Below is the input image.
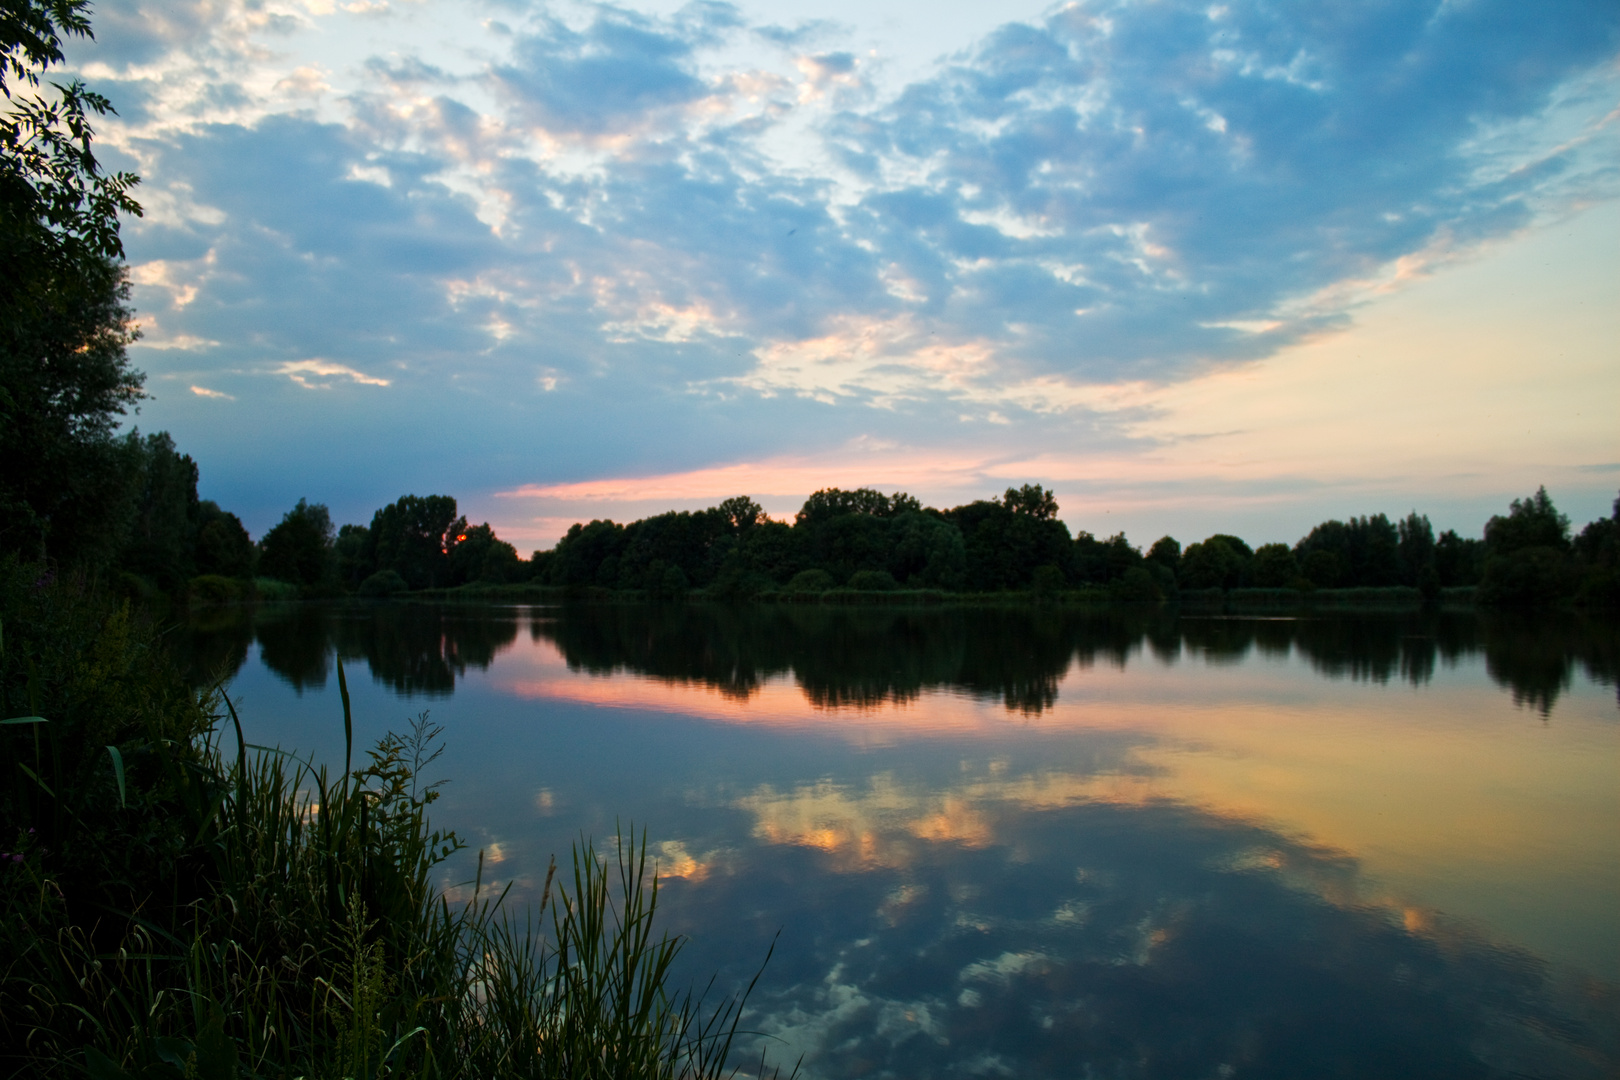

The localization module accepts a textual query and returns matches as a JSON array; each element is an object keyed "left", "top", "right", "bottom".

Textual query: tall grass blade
[
  {"left": 336, "top": 657, "right": 353, "bottom": 782},
  {"left": 106, "top": 744, "right": 126, "bottom": 808}
]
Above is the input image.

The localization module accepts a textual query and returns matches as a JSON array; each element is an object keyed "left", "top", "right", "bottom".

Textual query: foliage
[
  {"left": 117, "top": 431, "right": 201, "bottom": 591},
  {"left": 360, "top": 494, "right": 465, "bottom": 590},
  {"left": 1178, "top": 535, "right": 1253, "bottom": 590},
  {"left": 1250, "top": 543, "right": 1300, "bottom": 588},
  {"left": 1294, "top": 515, "right": 1400, "bottom": 588},
  {"left": 0, "top": 253, "right": 142, "bottom": 567},
  {"left": 195, "top": 501, "right": 254, "bottom": 579},
  {"left": 258, "top": 498, "right": 335, "bottom": 589},
  {"left": 786, "top": 569, "right": 834, "bottom": 594},
  {"left": 847, "top": 569, "right": 898, "bottom": 592},
  {"left": 358, "top": 568, "right": 410, "bottom": 597},
  {"left": 0, "top": 0, "right": 145, "bottom": 569}
]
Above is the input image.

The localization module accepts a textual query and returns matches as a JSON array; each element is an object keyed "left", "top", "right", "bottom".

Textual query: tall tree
[
  {"left": 259, "top": 499, "right": 334, "bottom": 587},
  {"left": 0, "top": 0, "right": 144, "bottom": 568},
  {"left": 117, "top": 431, "right": 200, "bottom": 591},
  {"left": 364, "top": 495, "right": 464, "bottom": 590}
]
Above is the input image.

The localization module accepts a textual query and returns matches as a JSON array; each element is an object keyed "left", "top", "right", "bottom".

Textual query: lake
[{"left": 180, "top": 602, "right": 1620, "bottom": 1079}]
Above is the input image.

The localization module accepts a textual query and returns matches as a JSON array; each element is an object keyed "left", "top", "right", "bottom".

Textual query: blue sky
[{"left": 67, "top": 0, "right": 1620, "bottom": 548}]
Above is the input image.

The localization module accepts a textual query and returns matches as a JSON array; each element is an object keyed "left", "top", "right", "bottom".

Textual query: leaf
[
  {"left": 151, "top": 1035, "right": 192, "bottom": 1070},
  {"left": 106, "top": 745, "right": 126, "bottom": 808},
  {"left": 1, "top": 715, "right": 47, "bottom": 725},
  {"left": 83, "top": 1046, "right": 134, "bottom": 1080},
  {"left": 193, "top": 1004, "right": 239, "bottom": 1080}
]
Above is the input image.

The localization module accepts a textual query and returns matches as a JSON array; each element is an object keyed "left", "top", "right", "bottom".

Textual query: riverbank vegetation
[
  {"left": 0, "top": 562, "right": 778, "bottom": 1078},
  {"left": 233, "top": 484, "right": 1616, "bottom": 611}
]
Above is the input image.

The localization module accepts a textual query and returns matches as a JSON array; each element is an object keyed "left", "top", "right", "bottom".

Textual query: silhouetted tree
[
  {"left": 112, "top": 432, "right": 199, "bottom": 591},
  {"left": 1, "top": 0, "right": 143, "bottom": 569},
  {"left": 259, "top": 499, "right": 334, "bottom": 587},
  {"left": 1179, "top": 535, "right": 1252, "bottom": 590},
  {"left": 1572, "top": 493, "right": 1619, "bottom": 608},
  {"left": 194, "top": 501, "right": 253, "bottom": 579},
  {"left": 446, "top": 522, "right": 521, "bottom": 585},
  {"left": 1434, "top": 529, "right": 1480, "bottom": 587},
  {"left": 1480, "top": 487, "right": 1573, "bottom": 607},
  {"left": 1251, "top": 543, "right": 1300, "bottom": 588},
  {"left": 363, "top": 494, "right": 464, "bottom": 590}
]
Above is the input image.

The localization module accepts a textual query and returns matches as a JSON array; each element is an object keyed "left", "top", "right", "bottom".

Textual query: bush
[
  {"left": 187, "top": 573, "right": 245, "bottom": 605},
  {"left": 253, "top": 576, "right": 300, "bottom": 601},
  {"left": 847, "top": 569, "right": 898, "bottom": 591},
  {"left": 1108, "top": 566, "right": 1161, "bottom": 603},
  {"left": 786, "top": 568, "right": 835, "bottom": 593},
  {"left": 358, "top": 568, "right": 410, "bottom": 597},
  {"left": 1031, "top": 564, "right": 1066, "bottom": 597}
]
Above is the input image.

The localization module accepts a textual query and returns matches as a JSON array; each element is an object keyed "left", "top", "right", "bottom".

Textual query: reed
[{"left": 1, "top": 566, "right": 785, "bottom": 1080}]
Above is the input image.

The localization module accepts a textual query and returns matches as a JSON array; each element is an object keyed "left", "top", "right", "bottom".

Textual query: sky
[{"left": 63, "top": 0, "right": 1620, "bottom": 549}]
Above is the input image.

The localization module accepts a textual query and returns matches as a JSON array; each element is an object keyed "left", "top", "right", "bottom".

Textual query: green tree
[
  {"left": 888, "top": 511, "right": 966, "bottom": 588},
  {"left": 717, "top": 495, "right": 765, "bottom": 531},
  {"left": 194, "top": 500, "right": 254, "bottom": 579},
  {"left": 1001, "top": 484, "right": 1059, "bottom": 520},
  {"left": 259, "top": 499, "right": 335, "bottom": 587},
  {"left": 116, "top": 431, "right": 200, "bottom": 591},
  {"left": 1480, "top": 487, "right": 1574, "bottom": 607},
  {"left": 333, "top": 522, "right": 372, "bottom": 587},
  {"left": 446, "top": 522, "right": 521, "bottom": 585},
  {"left": 1294, "top": 515, "right": 1400, "bottom": 588},
  {"left": 1178, "top": 535, "right": 1252, "bottom": 590},
  {"left": 1572, "top": 493, "right": 1619, "bottom": 608},
  {"left": 363, "top": 494, "right": 464, "bottom": 590},
  {"left": 1250, "top": 542, "right": 1299, "bottom": 588},
  {"left": 795, "top": 487, "right": 919, "bottom": 527},
  {"left": 1434, "top": 529, "right": 1481, "bottom": 587},
  {"left": 1146, "top": 536, "right": 1180, "bottom": 569},
  {"left": 947, "top": 490, "right": 1074, "bottom": 591},
  {"left": 0, "top": 0, "right": 144, "bottom": 569}
]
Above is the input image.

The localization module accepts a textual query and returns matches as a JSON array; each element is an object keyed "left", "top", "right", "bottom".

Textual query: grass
[{"left": 0, "top": 561, "right": 786, "bottom": 1079}]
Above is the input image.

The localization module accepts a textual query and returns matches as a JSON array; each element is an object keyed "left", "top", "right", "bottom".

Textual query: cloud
[
  {"left": 65, "top": 0, "right": 1620, "bottom": 535},
  {"left": 276, "top": 359, "right": 392, "bottom": 389},
  {"left": 190, "top": 385, "right": 236, "bottom": 400}
]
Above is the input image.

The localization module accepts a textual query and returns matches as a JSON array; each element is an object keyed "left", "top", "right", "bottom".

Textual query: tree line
[{"left": 190, "top": 481, "right": 1612, "bottom": 609}]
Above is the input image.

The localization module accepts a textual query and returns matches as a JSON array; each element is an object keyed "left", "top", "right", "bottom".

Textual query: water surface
[{"left": 183, "top": 603, "right": 1620, "bottom": 1079}]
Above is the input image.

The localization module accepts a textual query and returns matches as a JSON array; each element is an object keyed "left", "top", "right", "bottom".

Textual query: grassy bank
[
  {"left": 0, "top": 561, "right": 781, "bottom": 1079},
  {"left": 405, "top": 580, "right": 1482, "bottom": 612}
]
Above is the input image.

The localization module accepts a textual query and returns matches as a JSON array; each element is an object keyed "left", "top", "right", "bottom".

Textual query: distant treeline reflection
[{"left": 183, "top": 604, "right": 1618, "bottom": 716}]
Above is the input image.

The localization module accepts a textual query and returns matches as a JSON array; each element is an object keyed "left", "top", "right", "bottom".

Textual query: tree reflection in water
[
  {"left": 182, "top": 601, "right": 1618, "bottom": 716},
  {"left": 175, "top": 600, "right": 1618, "bottom": 1077}
]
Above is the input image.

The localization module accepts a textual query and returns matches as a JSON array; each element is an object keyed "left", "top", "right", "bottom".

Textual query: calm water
[{"left": 181, "top": 603, "right": 1620, "bottom": 1079}]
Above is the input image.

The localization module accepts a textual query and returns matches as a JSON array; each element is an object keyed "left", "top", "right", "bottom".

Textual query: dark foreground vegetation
[{"left": 0, "top": 564, "right": 779, "bottom": 1079}]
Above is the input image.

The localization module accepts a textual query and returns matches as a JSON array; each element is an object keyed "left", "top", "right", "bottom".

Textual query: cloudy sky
[{"left": 68, "top": 0, "right": 1620, "bottom": 548}]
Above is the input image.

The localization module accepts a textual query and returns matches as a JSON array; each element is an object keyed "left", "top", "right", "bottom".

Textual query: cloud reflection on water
[{"left": 183, "top": 602, "right": 1619, "bottom": 1076}]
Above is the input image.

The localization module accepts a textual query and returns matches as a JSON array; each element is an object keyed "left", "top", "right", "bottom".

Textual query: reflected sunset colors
[{"left": 194, "top": 603, "right": 1619, "bottom": 1078}]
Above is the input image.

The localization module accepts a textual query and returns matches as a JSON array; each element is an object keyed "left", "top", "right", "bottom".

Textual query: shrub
[
  {"left": 847, "top": 569, "right": 898, "bottom": 592},
  {"left": 253, "top": 576, "right": 300, "bottom": 601},
  {"left": 358, "top": 568, "right": 410, "bottom": 597},
  {"left": 786, "top": 568, "right": 835, "bottom": 593},
  {"left": 188, "top": 573, "right": 245, "bottom": 605}
]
